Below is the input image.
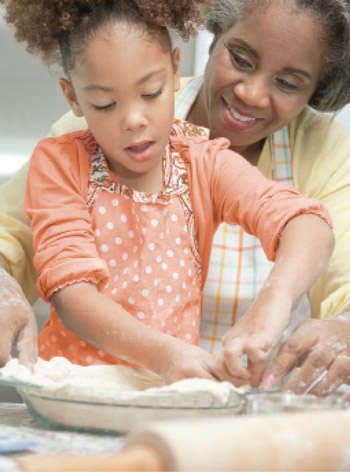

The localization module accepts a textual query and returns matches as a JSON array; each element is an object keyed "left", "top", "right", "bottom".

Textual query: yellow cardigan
[{"left": 1, "top": 77, "right": 349, "bottom": 318}]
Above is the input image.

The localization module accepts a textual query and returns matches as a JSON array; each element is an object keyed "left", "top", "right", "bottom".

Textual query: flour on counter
[{"left": 0, "top": 357, "right": 243, "bottom": 406}]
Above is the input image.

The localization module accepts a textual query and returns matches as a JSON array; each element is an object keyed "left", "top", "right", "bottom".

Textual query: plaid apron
[{"left": 175, "top": 77, "right": 311, "bottom": 355}]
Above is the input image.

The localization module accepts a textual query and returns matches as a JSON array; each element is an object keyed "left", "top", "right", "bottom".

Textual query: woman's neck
[{"left": 187, "top": 86, "right": 264, "bottom": 166}]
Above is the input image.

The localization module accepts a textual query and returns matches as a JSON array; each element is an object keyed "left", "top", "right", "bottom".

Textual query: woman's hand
[
  {"left": 0, "top": 266, "right": 38, "bottom": 367},
  {"left": 261, "top": 314, "right": 350, "bottom": 395},
  {"left": 214, "top": 287, "right": 291, "bottom": 387},
  {"left": 158, "top": 340, "right": 219, "bottom": 385}
]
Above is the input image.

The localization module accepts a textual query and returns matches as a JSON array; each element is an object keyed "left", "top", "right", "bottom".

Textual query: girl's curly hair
[{"left": 1, "top": 0, "right": 212, "bottom": 69}]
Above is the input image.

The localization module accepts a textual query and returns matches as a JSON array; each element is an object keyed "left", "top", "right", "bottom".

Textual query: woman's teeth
[{"left": 228, "top": 104, "right": 256, "bottom": 123}]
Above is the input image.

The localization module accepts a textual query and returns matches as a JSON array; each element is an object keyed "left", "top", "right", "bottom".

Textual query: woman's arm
[
  {"left": 214, "top": 213, "right": 335, "bottom": 386},
  {"left": 52, "top": 282, "right": 217, "bottom": 384},
  {"left": 0, "top": 255, "right": 38, "bottom": 367}
]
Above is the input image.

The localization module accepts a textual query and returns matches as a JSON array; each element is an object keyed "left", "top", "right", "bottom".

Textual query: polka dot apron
[{"left": 39, "top": 142, "right": 202, "bottom": 365}]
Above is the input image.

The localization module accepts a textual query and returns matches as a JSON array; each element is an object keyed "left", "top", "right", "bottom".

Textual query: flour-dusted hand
[
  {"left": 214, "top": 287, "right": 291, "bottom": 387},
  {"left": 158, "top": 340, "right": 219, "bottom": 385},
  {"left": 261, "top": 314, "right": 350, "bottom": 396},
  {"left": 0, "top": 266, "right": 38, "bottom": 367}
]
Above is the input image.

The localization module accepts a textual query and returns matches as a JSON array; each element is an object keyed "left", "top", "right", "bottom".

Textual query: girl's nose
[
  {"left": 122, "top": 110, "right": 148, "bottom": 132},
  {"left": 234, "top": 76, "right": 270, "bottom": 109}
]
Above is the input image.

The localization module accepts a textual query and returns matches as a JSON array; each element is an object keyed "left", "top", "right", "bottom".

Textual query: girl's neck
[{"left": 187, "top": 86, "right": 264, "bottom": 167}]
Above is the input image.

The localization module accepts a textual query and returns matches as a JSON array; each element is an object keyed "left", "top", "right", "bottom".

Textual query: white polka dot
[
  {"left": 112, "top": 288, "right": 117, "bottom": 295},
  {"left": 86, "top": 356, "right": 93, "bottom": 363},
  {"left": 151, "top": 219, "right": 159, "bottom": 227},
  {"left": 188, "top": 269, "right": 192, "bottom": 276},
  {"left": 158, "top": 299, "right": 164, "bottom": 306},
  {"left": 106, "top": 222, "right": 114, "bottom": 230},
  {"left": 141, "top": 205, "right": 148, "bottom": 212},
  {"left": 171, "top": 214, "right": 177, "bottom": 222},
  {"left": 112, "top": 199, "right": 119, "bottom": 207},
  {"left": 161, "top": 263, "right": 167, "bottom": 270},
  {"left": 154, "top": 278, "right": 160, "bottom": 287},
  {"left": 142, "top": 289, "right": 149, "bottom": 297},
  {"left": 188, "top": 291, "right": 192, "bottom": 297},
  {"left": 95, "top": 229, "right": 101, "bottom": 237},
  {"left": 133, "top": 274, "right": 140, "bottom": 282},
  {"left": 99, "top": 206, "right": 106, "bottom": 214},
  {"left": 182, "top": 282, "right": 187, "bottom": 289},
  {"left": 51, "top": 336, "right": 57, "bottom": 343},
  {"left": 173, "top": 316, "right": 178, "bottom": 323},
  {"left": 166, "top": 285, "right": 172, "bottom": 293},
  {"left": 173, "top": 272, "right": 179, "bottom": 280},
  {"left": 156, "top": 255, "right": 162, "bottom": 263},
  {"left": 60, "top": 330, "right": 67, "bottom": 337},
  {"left": 101, "top": 244, "right": 109, "bottom": 252},
  {"left": 184, "top": 226, "right": 188, "bottom": 232},
  {"left": 160, "top": 232, "right": 164, "bottom": 239},
  {"left": 185, "top": 333, "right": 192, "bottom": 341},
  {"left": 129, "top": 231, "right": 135, "bottom": 238},
  {"left": 137, "top": 312, "right": 145, "bottom": 319},
  {"left": 146, "top": 266, "right": 152, "bottom": 274},
  {"left": 104, "top": 283, "right": 110, "bottom": 289},
  {"left": 128, "top": 297, "right": 135, "bottom": 304},
  {"left": 175, "top": 295, "right": 180, "bottom": 302},
  {"left": 163, "top": 208, "right": 169, "bottom": 216},
  {"left": 133, "top": 246, "right": 138, "bottom": 253},
  {"left": 114, "top": 275, "right": 119, "bottom": 282},
  {"left": 122, "top": 282, "right": 128, "bottom": 289},
  {"left": 97, "top": 350, "right": 105, "bottom": 357},
  {"left": 167, "top": 250, "right": 174, "bottom": 258},
  {"left": 122, "top": 253, "right": 128, "bottom": 260},
  {"left": 109, "top": 259, "right": 116, "bottom": 267},
  {"left": 184, "top": 248, "right": 190, "bottom": 254},
  {"left": 123, "top": 267, "right": 129, "bottom": 274},
  {"left": 121, "top": 215, "right": 127, "bottom": 223},
  {"left": 149, "top": 242, "right": 155, "bottom": 250},
  {"left": 133, "top": 261, "right": 139, "bottom": 268},
  {"left": 80, "top": 340, "right": 87, "bottom": 348},
  {"left": 175, "top": 237, "right": 181, "bottom": 245},
  {"left": 115, "top": 237, "right": 122, "bottom": 245},
  {"left": 180, "top": 260, "right": 185, "bottom": 267}
]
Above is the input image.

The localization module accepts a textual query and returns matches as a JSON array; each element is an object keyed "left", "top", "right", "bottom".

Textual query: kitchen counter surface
[{"left": 0, "top": 403, "right": 124, "bottom": 471}]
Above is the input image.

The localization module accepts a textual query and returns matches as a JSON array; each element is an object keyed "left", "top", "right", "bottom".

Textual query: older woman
[{"left": 1, "top": 0, "right": 350, "bottom": 394}]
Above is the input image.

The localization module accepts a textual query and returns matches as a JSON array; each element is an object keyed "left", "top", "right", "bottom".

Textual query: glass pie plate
[{"left": 0, "top": 376, "right": 245, "bottom": 434}]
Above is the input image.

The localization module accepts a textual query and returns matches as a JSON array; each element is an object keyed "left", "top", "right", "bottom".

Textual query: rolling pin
[{"left": 17, "top": 410, "right": 350, "bottom": 471}]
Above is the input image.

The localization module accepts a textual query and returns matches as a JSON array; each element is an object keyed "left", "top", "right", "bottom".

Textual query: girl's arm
[
  {"left": 214, "top": 213, "right": 335, "bottom": 387},
  {"left": 52, "top": 282, "right": 217, "bottom": 384}
]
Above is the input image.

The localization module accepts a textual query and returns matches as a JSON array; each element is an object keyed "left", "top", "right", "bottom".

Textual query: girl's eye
[
  {"left": 93, "top": 103, "right": 116, "bottom": 112},
  {"left": 230, "top": 51, "right": 253, "bottom": 71},
  {"left": 143, "top": 89, "right": 163, "bottom": 99},
  {"left": 275, "top": 78, "right": 298, "bottom": 92}
]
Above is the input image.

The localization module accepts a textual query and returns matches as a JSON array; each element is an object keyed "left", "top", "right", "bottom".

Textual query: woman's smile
[{"left": 222, "top": 98, "right": 261, "bottom": 131}]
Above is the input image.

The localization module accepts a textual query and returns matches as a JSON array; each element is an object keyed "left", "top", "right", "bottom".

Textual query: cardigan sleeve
[
  {"left": 24, "top": 132, "right": 109, "bottom": 302},
  {"left": 171, "top": 136, "right": 332, "bottom": 278}
]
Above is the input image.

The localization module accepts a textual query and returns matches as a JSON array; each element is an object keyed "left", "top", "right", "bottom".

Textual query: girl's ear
[
  {"left": 59, "top": 78, "right": 84, "bottom": 117},
  {"left": 172, "top": 47, "right": 181, "bottom": 92}
]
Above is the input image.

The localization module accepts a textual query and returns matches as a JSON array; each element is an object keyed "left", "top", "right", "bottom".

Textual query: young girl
[{"left": 4, "top": 0, "right": 334, "bottom": 386}]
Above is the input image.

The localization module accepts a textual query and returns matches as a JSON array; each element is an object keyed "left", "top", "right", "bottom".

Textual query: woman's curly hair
[{"left": 1, "top": 0, "right": 212, "bottom": 69}]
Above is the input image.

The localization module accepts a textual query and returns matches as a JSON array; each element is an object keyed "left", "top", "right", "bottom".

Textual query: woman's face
[{"left": 202, "top": 1, "right": 326, "bottom": 155}]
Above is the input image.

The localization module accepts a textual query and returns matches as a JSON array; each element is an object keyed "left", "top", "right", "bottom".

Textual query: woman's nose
[{"left": 234, "top": 76, "right": 270, "bottom": 109}]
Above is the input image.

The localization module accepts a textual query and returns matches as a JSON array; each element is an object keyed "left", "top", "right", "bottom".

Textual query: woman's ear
[
  {"left": 172, "top": 47, "right": 181, "bottom": 92},
  {"left": 59, "top": 78, "right": 84, "bottom": 117}
]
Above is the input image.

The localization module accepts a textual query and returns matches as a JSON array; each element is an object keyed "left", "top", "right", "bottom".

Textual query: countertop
[{"left": 0, "top": 403, "right": 125, "bottom": 471}]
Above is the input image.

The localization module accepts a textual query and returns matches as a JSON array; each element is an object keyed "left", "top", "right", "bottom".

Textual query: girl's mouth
[
  {"left": 125, "top": 141, "right": 154, "bottom": 163},
  {"left": 222, "top": 99, "right": 260, "bottom": 131}
]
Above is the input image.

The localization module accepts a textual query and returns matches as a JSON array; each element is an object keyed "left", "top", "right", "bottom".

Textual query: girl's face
[
  {"left": 61, "top": 23, "right": 180, "bottom": 192},
  {"left": 202, "top": 1, "right": 326, "bottom": 157}
]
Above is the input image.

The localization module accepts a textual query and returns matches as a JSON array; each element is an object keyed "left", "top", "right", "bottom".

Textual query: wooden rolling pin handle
[{"left": 17, "top": 445, "right": 164, "bottom": 472}]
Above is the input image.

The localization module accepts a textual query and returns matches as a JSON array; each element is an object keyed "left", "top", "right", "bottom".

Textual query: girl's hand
[
  {"left": 0, "top": 267, "right": 38, "bottom": 367},
  {"left": 158, "top": 340, "right": 218, "bottom": 385},
  {"left": 261, "top": 314, "right": 350, "bottom": 396},
  {"left": 214, "top": 287, "right": 291, "bottom": 387}
]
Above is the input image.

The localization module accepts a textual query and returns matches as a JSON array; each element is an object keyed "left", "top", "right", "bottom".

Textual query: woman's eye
[
  {"left": 143, "top": 89, "right": 163, "bottom": 99},
  {"left": 276, "top": 78, "right": 298, "bottom": 91},
  {"left": 93, "top": 103, "right": 116, "bottom": 112},
  {"left": 230, "top": 51, "right": 253, "bottom": 70}
]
